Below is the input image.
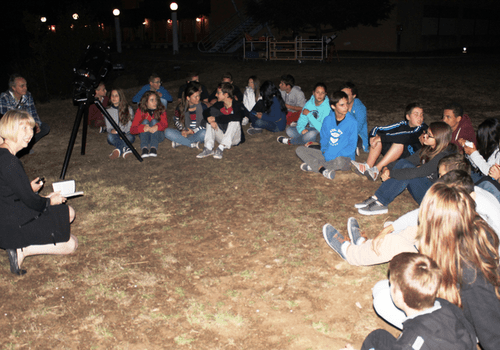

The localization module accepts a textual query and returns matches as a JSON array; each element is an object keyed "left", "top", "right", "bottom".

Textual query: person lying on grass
[
  {"left": 351, "top": 102, "right": 427, "bottom": 181},
  {"left": 295, "top": 90, "right": 357, "bottom": 180}
]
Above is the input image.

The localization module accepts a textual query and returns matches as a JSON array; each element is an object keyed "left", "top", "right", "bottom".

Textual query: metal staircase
[{"left": 198, "top": 11, "right": 266, "bottom": 53}]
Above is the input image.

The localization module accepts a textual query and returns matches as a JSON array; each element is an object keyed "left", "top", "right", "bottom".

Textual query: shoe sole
[
  {"left": 149, "top": 154, "right": 157, "bottom": 157},
  {"left": 322, "top": 224, "right": 345, "bottom": 259},
  {"left": 123, "top": 152, "right": 132, "bottom": 159},
  {"left": 141, "top": 154, "right": 150, "bottom": 158},
  {"left": 350, "top": 163, "right": 366, "bottom": 177},
  {"left": 363, "top": 169, "right": 377, "bottom": 181},
  {"left": 358, "top": 207, "right": 388, "bottom": 216},
  {"left": 196, "top": 152, "right": 214, "bottom": 159},
  {"left": 347, "top": 217, "right": 360, "bottom": 244},
  {"left": 354, "top": 197, "right": 375, "bottom": 209}
]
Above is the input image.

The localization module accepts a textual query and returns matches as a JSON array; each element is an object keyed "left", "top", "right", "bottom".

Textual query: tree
[{"left": 246, "top": 0, "right": 395, "bottom": 38}]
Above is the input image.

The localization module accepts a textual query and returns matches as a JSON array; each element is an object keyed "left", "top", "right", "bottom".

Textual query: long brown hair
[
  {"left": 176, "top": 83, "right": 200, "bottom": 125},
  {"left": 111, "top": 89, "right": 132, "bottom": 125},
  {"left": 139, "top": 91, "right": 165, "bottom": 120},
  {"left": 417, "top": 183, "right": 500, "bottom": 307},
  {"left": 419, "top": 121, "right": 452, "bottom": 164}
]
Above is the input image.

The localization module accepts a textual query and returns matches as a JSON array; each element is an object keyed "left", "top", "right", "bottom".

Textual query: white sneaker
[
  {"left": 172, "top": 141, "right": 179, "bottom": 148},
  {"left": 351, "top": 160, "right": 368, "bottom": 176},
  {"left": 191, "top": 142, "right": 200, "bottom": 149},
  {"left": 242, "top": 117, "right": 249, "bottom": 126}
]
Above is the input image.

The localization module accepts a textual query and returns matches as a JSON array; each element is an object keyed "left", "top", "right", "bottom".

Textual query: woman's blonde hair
[
  {"left": 0, "top": 110, "right": 35, "bottom": 142},
  {"left": 417, "top": 183, "right": 500, "bottom": 306}
]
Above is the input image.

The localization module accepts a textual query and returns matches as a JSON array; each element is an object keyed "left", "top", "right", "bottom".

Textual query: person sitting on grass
[
  {"left": 323, "top": 166, "right": 500, "bottom": 266},
  {"left": 371, "top": 183, "right": 500, "bottom": 350},
  {"left": 0, "top": 110, "right": 78, "bottom": 276},
  {"left": 130, "top": 91, "right": 168, "bottom": 158},
  {"left": 196, "top": 83, "right": 245, "bottom": 160},
  {"left": 351, "top": 103, "right": 427, "bottom": 181},
  {"left": 177, "top": 71, "right": 210, "bottom": 104},
  {"left": 442, "top": 102, "right": 476, "bottom": 152},
  {"left": 339, "top": 82, "right": 368, "bottom": 154},
  {"left": 242, "top": 75, "right": 261, "bottom": 125},
  {"left": 278, "top": 74, "right": 306, "bottom": 125},
  {"left": 247, "top": 81, "right": 287, "bottom": 135},
  {"left": 460, "top": 117, "right": 500, "bottom": 202},
  {"left": 164, "top": 82, "right": 207, "bottom": 149},
  {"left": 132, "top": 73, "right": 173, "bottom": 109},
  {"left": 207, "top": 72, "right": 243, "bottom": 106},
  {"left": 277, "top": 83, "right": 330, "bottom": 146},
  {"left": 105, "top": 88, "right": 135, "bottom": 159},
  {"left": 355, "top": 122, "right": 455, "bottom": 215},
  {"left": 295, "top": 90, "right": 357, "bottom": 180},
  {"left": 340, "top": 252, "right": 477, "bottom": 350}
]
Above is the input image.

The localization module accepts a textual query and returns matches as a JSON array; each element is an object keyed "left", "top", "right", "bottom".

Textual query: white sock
[{"left": 341, "top": 242, "right": 350, "bottom": 257}]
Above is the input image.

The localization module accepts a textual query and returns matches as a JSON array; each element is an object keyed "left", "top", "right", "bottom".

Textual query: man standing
[
  {"left": 196, "top": 83, "right": 245, "bottom": 160},
  {"left": 0, "top": 74, "right": 50, "bottom": 147},
  {"left": 278, "top": 74, "right": 306, "bottom": 125}
]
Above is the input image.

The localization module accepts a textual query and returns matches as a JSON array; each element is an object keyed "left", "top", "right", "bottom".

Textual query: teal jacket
[{"left": 296, "top": 95, "right": 331, "bottom": 134}]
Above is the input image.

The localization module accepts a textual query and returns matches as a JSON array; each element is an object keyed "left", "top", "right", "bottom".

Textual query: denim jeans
[
  {"left": 140, "top": 119, "right": 164, "bottom": 149},
  {"left": 249, "top": 113, "right": 281, "bottom": 132},
  {"left": 375, "top": 159, "right": 433, "bottom": 206},
  {"left": 107, "top": 133, "right": 135, "bottom": 151},
  {"left": 164, "top": 128, "right": 206, "bottom": 147},
  {"left": 286, "top": 126, "right": 319, "bottom": 145}
]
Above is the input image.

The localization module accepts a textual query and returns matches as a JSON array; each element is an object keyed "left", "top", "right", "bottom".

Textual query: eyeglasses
[
  {"left": 423, "top": 130, "right": 434, "bottom": 138},
  {"left": 152, "top": 80, "right": 162, "bottom": 84}
]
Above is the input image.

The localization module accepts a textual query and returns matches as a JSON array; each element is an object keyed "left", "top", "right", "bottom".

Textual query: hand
[
  {"left": 143, "top": 125, "right": 150, "bottom": 132},
  {"left": 418, "top": 133, "right": 425, "bottom": 145},
  {"left": 111, "top": 129, "right": 118, "bottom": 134},
  {"left": 302, "top": 109, "right": 310, "bottom": 116},
  {"left": 47, "top": 192, "right": 66, "bottom": 205},
  {"left": 489, "top": 164, "right": 500, "bottom": 181},
  {"left": 157, "top": 92, "right": 162, "bottom": 97},
  {"left": 301, "top": 129, "right": 308, "bottom": 135},
  {"left": 31, "top": 177, "right": 43, "bottom": 192},
  {"left": 372, "top": 224, "right": 394, "bottom": 256},
  {"left": 35, "top": 123, "right": 41, "bottom": 134},
  {"left": 462, "top": 141, "right": 476, "bottom": 155},
  {"left": 255, "top": 112, "right": 263, "bottom": 119},
  {"left": 210, "top": 121, "right": 218, "bottom": 131},
  {"left": 148, "top": 125, "right": 158, "bottom": 133},
  {"left": 369, "top": 135, "right": 381, "bottom": 149},
  {"left": 207, "top": 116, "right": 216, "bottom": 124},
  {"left": 380, "top": 167, "right": 390, "bottom": 182},
  {"left": 181, "top": 130, "right": 190, "bottom": 138}
]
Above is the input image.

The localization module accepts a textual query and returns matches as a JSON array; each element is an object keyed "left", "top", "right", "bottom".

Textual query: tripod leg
[
  {"left": 60, "top": 102, "right": 86, "bottom": 179},
  {"left": 81, "top": 105, "right": 89, "bottom": 155},
  {"left": 94, "top": 100, "right": 143, "bottom": 162}
]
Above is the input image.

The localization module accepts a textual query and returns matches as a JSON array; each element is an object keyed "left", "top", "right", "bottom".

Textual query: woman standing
[{"left": 0, "top": 110, "right": 77, "bottom": 275}]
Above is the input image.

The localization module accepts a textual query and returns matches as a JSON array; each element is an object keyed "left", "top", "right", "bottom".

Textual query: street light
[
  {"left": 72, "top": 13, "right": 79, "bottom": 20},
  {"left": 113, "top": 9, "right": 122, "bottom": 53},
  {"left": 41, "top": 17, "right": 47, "bottom": 23},
  {"left": 170, "top": 2, "right": 179, "bottom": 54}
]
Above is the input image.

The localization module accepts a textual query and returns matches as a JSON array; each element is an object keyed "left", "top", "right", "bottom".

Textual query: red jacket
[{"left": 130, "top": 109, "right": 168, "bottom": 134}]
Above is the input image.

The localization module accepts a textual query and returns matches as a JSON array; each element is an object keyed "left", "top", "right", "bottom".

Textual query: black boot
[{"left": 6, "top": 249, "right": 26, "bottom": 276}]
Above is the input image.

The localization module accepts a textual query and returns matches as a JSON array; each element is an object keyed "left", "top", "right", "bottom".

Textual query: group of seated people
[{"left": 1, "top": 70, "right": 499, "bottom": 349}]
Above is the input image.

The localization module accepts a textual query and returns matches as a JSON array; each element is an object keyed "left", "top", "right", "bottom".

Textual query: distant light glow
[
  {"left": 72, "top": 13, "right": 79, "bottom": 20},
  {"left": 113, "top": 9, "right": 120, "bottom": 16},
  {"left": 170, "top": 2, "right": 178, "bottom": 11},
  {"left": 41, "top": 17, "right": 47, "bottom": 23},
  {"left": 196, "top": 17, "right": 201, "bottom": 22}
]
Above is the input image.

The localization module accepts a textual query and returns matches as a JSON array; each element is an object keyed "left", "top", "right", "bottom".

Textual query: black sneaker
[
  {"left": 141, "top": 148, "right": 149, "bottom": 158},
  {"left": 149, "top": 148, "right": 157, "bottom": 157}
]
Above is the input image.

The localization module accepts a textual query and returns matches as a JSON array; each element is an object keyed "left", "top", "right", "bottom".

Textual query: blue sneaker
[
  {"left": 347, "top": 217, "right": 364, "bottom": 245},
  {"left": 322, "top": 224, "right": 347, "bottom": 260}
]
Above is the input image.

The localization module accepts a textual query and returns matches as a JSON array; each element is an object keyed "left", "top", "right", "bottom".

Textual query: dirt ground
[{"left": 1, "top": 51, "right": 499, "bottom": 349}]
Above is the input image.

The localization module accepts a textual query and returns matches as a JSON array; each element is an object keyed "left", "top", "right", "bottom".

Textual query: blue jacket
[
  {"left": 320, "top": 111, "right": 357, "bottom": 162},
  {"left": 349, "top": 98, "right": 368, "bottom": 152},
  {"left": 296, "top": 95, "right": 331, "bottom": 134},
  {"left": 259, "top": 96, "right": 286, "bottom": 131},
  {"left": 132, "top": 85, "right": 173, "bottom": 105}
]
